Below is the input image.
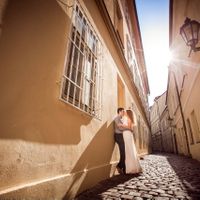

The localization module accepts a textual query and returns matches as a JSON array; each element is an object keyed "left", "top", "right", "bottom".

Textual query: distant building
[
  {"left": 160, "top": 106, "right": 176, "bottom": 153},
  {"left": 150, "top": 92, "right": 165, "bottom": 152},
  {"left": 0, "top": 0, "right": 150, "bottom": 199},
  {"left": 150, "top": 91, "right": 176, "bottom": 153},
  {"left": 167, "top": 0, "right": 200, "bottom": 161}
]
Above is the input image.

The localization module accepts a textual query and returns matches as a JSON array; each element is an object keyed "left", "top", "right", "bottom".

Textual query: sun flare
[{"left": 144, "top": 32, "right": 172, "bottom": 68}]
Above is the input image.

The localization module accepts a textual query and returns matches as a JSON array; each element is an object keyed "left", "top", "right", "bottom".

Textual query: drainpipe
[{"left": 172, "top": 72, "right": 191, "bottom": 156}]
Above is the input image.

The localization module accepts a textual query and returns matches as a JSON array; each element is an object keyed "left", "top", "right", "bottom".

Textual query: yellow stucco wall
[
  {"left": 0, "top": 0, "right": 150, "bottom": 199},
  {"left": 169, "top": 0, "right": 200, "bottom": 161}
]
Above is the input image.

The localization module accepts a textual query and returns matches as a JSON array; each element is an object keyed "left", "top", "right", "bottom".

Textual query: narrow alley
[
  {"left": 75, "top": 154, "right": 200, "bottom": 200},
  {"left": 1, "top": 0, "right": 200, "bottom": 199}
]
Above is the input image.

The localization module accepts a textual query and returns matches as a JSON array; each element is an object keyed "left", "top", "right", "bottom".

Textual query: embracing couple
[{"left": 114, "top": 107, "right": 142, "bottom": 175}]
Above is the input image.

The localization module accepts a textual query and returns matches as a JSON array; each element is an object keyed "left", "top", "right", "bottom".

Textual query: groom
[{"left": 114, "top": 107, "right": 127, "bottom": 174}]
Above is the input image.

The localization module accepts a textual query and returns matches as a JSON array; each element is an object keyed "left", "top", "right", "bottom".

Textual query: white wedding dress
[{"left": 123, "top": 117, "right": 142, "bottom": 174}]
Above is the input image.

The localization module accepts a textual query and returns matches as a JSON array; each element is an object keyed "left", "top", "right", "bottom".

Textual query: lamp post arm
[{"left": 188, "top": 48, "right": 192, "bottom": 57}]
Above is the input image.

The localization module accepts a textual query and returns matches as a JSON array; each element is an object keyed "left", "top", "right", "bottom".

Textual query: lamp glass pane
[
  {"left": 191, "top": 21, "right": 199, "bottom": 41},
  {"left": 181, "top": 30, "right": 188, "bottom": 44},
  {"left": 183, "top": 24, "right": 193, "bottom": 45}
]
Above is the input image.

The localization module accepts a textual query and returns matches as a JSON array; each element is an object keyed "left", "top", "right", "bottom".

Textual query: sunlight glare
[{"left": 144, "top": 33, "right": 171, "bottom": 68}]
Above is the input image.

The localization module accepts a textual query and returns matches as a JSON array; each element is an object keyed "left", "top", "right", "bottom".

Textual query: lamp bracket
[{"left": 188, "top": 46, "right": 200, "bottom": 57}]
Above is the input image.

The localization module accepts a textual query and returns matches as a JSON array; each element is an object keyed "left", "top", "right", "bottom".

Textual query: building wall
[
  {"left": 156, "top": 92, "right": 167, "bottom": 116},
  {"left": 150, "top": 94, "right": 166, "bottom": 152},
  {"left": 0, "top": 0, "right": 150, "bottom": 199},
  {"left": 167, "top": 72, "right": 189, "bottom": 156},
  {"left": 160, "top": 109, "right": 174, "bottom": 153},
  {"left": 168, "top": 0, "right": 200, "bottom": 161},
  {"left": 150, "top": 92, "right": 176, "bottom": 153}
]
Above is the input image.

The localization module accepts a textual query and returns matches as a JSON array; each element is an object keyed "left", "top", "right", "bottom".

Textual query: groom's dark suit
[{"left": 114, "top": 115, "right": 126, "bottom": 174}]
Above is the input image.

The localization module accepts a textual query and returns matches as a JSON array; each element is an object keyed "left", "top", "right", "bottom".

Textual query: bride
[{"left": 123, "top": 109, "right": 142, "bottom": 174}]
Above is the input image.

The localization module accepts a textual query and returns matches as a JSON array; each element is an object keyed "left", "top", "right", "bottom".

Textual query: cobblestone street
[{"left": 75, "top": 154, "right": 200, "bottom": 200}]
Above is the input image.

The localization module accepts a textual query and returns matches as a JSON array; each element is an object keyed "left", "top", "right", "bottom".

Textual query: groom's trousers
[{"left": 114, "top": 133, "right": 126, "bottom": 173}]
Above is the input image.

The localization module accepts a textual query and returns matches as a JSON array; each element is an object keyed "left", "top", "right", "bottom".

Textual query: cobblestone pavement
[{"left": 74, "top": 154, "right": 200, "bottom": 200}]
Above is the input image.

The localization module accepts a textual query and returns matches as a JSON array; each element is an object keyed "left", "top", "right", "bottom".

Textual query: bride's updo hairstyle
[{"left": 126, "top": 109, "right": 134, "bottom": 123}]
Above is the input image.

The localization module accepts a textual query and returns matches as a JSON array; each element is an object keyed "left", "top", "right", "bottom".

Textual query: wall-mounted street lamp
[{"left": 180, "top": 17, "right": 200, "bottom": 57}]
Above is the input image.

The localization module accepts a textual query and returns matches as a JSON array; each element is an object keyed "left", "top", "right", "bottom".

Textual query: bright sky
[{"left": 135, "top": 0, "right": 170, "bottom": 106}]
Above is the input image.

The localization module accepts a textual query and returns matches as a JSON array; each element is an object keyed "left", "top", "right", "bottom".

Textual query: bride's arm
[
  {"left": 117, "top": 119, "right": 131, "bottom": 130},
  {"left": 119, "top": 119, "right": 132, "bottom": 131},
  {"left": 115, "top": 119, "right": 130, "bottom": 131},
  {"left": 118, "top": 123, "right": 130, "bottom": 130}
]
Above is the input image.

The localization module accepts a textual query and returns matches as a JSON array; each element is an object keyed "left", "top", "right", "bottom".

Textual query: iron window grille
[{"left": 61, "top": 2, "right": 103, "bottom": 119}]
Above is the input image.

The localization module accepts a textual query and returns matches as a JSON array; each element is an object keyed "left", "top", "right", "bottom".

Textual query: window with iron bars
[{"left": 61, "top": 3, "right": 102, "bottom": 119}]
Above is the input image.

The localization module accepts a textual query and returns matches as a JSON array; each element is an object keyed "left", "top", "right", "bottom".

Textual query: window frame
[{"left": 60, "top": 2, "right": 103, "bottom": 119}]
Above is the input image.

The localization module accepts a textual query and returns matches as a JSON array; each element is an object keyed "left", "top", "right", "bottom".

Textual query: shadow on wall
[
  {"left": 0, "top": 1, "right": 118, "bottom": 198},
  {"left": 0, "top": 0, "right": 92, "bottom": 145},
  {"left": 64, "top": 122, "right": 116, "bottom": 199}
]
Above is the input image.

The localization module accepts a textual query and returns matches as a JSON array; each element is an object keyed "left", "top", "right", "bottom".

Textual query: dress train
[{"left": 123, "top": 130, "right": 142, "bottom": 174}]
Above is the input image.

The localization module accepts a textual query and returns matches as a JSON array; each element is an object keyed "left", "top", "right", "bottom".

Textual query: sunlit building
[
  {"left": 0, "top": 0, "right": 150, "bottom": 199},
  {"left": 167, "top": 0, "right": 200, "bottom": 161},
  {"left": 160, "top": 102, "right": 176, "bottom": 153},
  {"left": 150, "top": 92, "right": 165, "bottom": 152},
  {"left": 150, "top": 91, "right": 176, "bottom": 153}
]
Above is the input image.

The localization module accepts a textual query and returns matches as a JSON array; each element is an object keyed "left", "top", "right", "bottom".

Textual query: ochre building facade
[
  {"left": 0, "top": 0, "right": 150, "bottom": 199},
  {"left": 167, "top": 0, "right": 200, "bottom": 161}
]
